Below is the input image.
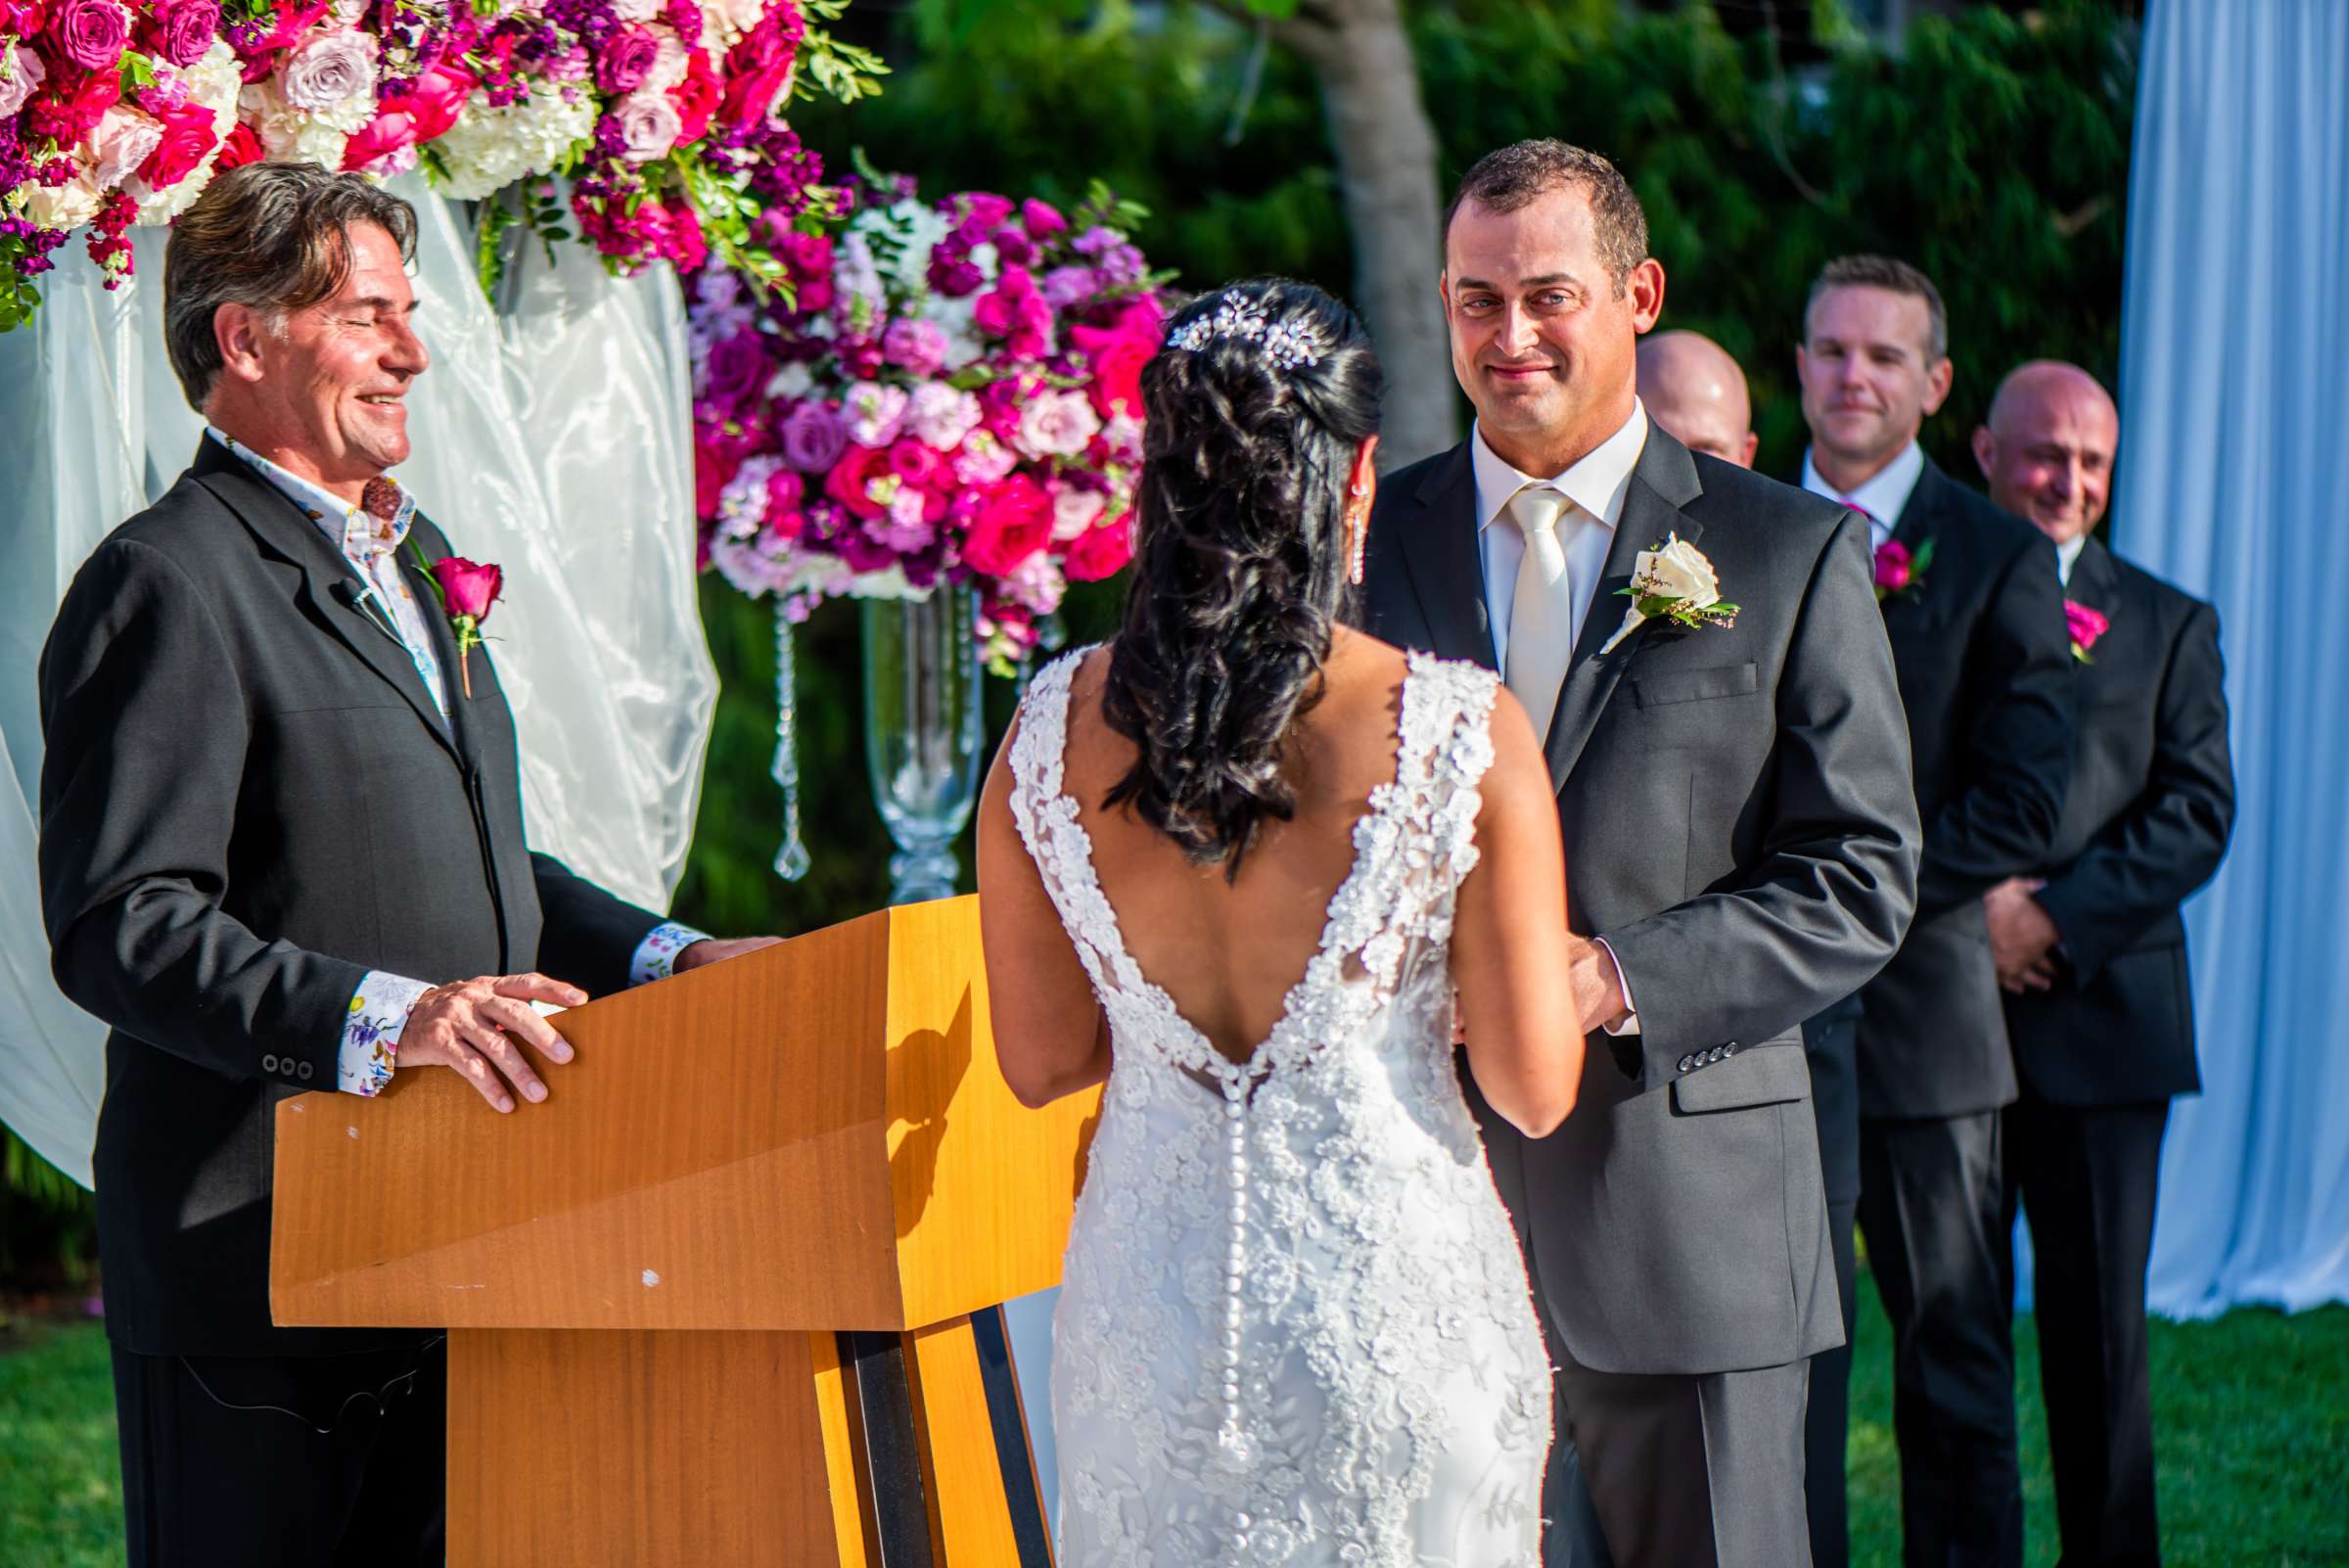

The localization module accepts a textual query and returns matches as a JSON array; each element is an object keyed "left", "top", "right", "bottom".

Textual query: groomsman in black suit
[
  {"left": 1640, "top": 327, "right": 1861, "bottom": 1568},
  {"left": 1795, "top": 256, "right": 2076, "bottom": 1568},
  {"left": 1973, "top": 361, "right": 2234, "bottom": 1568},
  {"left": 38, "top": 164, "right": 775, "bottom": 1565}
]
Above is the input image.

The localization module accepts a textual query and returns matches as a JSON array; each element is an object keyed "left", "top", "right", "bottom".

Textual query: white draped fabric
[
  {"left": 2105, "top": 0, "right": 2349, "bottom": 1316},
  {"left": 0, "top": 175, "right": 715, "bottom": 1186}
]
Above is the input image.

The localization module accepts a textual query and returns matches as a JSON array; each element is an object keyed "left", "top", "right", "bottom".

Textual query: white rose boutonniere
[{"left": 1600, "top": 532, "right": 1738, "bottom": 654}]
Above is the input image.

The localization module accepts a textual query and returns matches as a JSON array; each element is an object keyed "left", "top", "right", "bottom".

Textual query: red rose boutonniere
[
  {"left": 2065, "top": 599, "right": 2109, "bottom": 665},
  {"left": 1874, "top": 536, "right": 1935, "bottom": 604},
  {"left": 409, "top": 542, "right": 503, "bottom": 698}
]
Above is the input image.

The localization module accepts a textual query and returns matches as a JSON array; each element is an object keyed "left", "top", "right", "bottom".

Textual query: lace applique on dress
[{"left": 1008, "top": 648, "right": 1551, "bottom": 1567}]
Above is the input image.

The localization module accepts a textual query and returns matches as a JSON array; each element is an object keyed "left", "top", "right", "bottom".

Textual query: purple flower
[
  {"left": 1097, "top": 243, "right": 1146, "bottom": 288},
  {"left": 1039, "top": 264, "right": 1099, "bottom": 309},
  {"left": 780, "top": 400, "right": 849, "bottom": 474},
  {"left": 701, "top": 329, "right": 766, "bottom": 411},
  {"left": 1072, "top": 225, "right": 1122, "bottom": 258}
]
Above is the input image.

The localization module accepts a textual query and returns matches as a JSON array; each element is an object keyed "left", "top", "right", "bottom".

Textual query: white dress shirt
[
  {"left": 1800, "top": 438, "right": 1926, "bottom": 543},
  {"left": 1469, "top": 401, "right": 1651, "bottom": 1036},
  {"left": 2055, "top": 532, "right": 2087, "bottom": 587},
  {"left": 1474, "top": 400, "right": 1651, "bottom": 669}
]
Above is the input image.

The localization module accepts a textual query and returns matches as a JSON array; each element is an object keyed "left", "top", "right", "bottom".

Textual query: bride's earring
[{"left": 1346, "top": 484, "right": 1369, "bottom": 584}]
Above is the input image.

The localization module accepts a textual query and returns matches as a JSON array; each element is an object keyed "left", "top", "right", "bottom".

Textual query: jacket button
[
  {"left": 1677, "top": 1054, "right": 1695, "bottom": 1073},
  {"left": 297, "top": 1061, "right": 314, "bottom": 1082},
  {"left": 261, "top": 1054, "right": 280, "bottom": 1074}
]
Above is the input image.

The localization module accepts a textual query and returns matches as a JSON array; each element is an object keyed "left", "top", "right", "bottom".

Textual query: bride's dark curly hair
[{"left": 1100, "top": 279, "right": 1383, "bottom": 878}]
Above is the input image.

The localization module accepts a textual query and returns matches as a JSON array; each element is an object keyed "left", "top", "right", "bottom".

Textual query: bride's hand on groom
[{"left": 672, "top": 935, "right": 785, "bottom": 974}]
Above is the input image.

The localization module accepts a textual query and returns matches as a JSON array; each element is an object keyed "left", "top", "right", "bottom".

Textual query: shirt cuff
[
  {"left": 339, "top": 971, "right": 432, "bottom": 1096},
  {"left": 631, "top": 921, "right": 714, "bottom": 987},
  {"left": 1594, "top": 938, "right": 1639, "bottom": 1037}
]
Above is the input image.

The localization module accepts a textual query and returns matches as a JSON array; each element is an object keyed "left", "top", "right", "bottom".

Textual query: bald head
[
  {"left": 1637, "top": 330, "right": 1757, "bottom": 467},
  {"left": 1971, "top": 359, "right": 2119, "bottom": 544}
]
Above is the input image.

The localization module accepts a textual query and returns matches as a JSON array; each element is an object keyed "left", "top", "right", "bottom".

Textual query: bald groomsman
[
  {"left": 1796, "top": 255, "right": 2076, "bottom": 1568},
  {"left": 1643, "top": 326, "right": 1858, "bottom": 1568},
  {"left": 1635, "top": 330, "right": 1759, "bottom": 467},
  {"left": 1974, "top": 362, "right": 2233, "bottom": 1568}
]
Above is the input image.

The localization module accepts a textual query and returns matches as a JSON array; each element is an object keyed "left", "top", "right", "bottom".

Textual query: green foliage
[
  {"left": 0, "top": 1131, "right": 93, "bottom": 1283},
  {"left": 680, "top": 0, "right": 2135, "bottom": 941}
]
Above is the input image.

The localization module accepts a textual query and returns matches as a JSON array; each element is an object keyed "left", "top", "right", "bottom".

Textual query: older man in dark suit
[
  {"left": 38, "top": 163, "right": 772, "bottom": 1566},
  {"left": 1973, "top": 362, "right": 2233, "bottom": 1568},
  {"left": 1360, "top": 139, "right": 1920, "bottom": 1568}
]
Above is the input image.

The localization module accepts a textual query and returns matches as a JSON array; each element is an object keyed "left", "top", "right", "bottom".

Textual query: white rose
[
  {"left": 280, "top": 27, "right": 378, "bottom": 115},
  {"left": 1637, "top": 534, "right": 1720, "bottom": 607},
  {"left": 1014, "top": 389, "right": 1101, "bottom": 460},
  {"left": 611, "top": 0, "right": 661, "bottom": 20},
  {"left": 613, "top": 88, "right": 682, "bottom": 163},
  {"left": 698, "top": 0, "right": 764, "bottom": 51}
]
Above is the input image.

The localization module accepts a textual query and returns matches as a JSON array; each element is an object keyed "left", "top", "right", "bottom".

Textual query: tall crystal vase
[{"left": 862, "top": 589, "right": 985, "bottom": 904}]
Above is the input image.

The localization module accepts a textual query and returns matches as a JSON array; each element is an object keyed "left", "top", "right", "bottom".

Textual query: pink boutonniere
[
  {"left": 2065, "top": 599, "right": 2109, "bottom": 664},
  {"left": 409, "top": 542, "right": 503, "bottom": 698},
  {"left": 1874, "top": 536, "right": 1935, "bottom": 603}
]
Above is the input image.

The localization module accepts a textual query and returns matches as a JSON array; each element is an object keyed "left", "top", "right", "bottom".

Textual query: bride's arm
[
  {"left": 1451, "top": 688, "right": 1583, "bottom": 1138},
  {"left": 975, "top": 718, "right": 1112, "bottom": 1108}
]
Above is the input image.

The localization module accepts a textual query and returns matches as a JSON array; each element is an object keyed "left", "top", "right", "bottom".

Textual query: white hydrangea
[
  {"left": 848, "top": 563, "right": 936, "bottom": 603},
  {"left": 861, "top": 199, "right": 950, "bottom": 294},
  {"left": 763, "top": 361, "right": 815, "bottom": 400},
  {"left": 133, "top": 42, "right": 246, "bottom": 225},
  {"left": 241, "top": 73, "right": 372, "bottom": 172},
  {"left": 430, "top": 84, "right": 597, "bottom": 201},
  {"left": 927, "top": 295, "right": 985, "bottom": 372}
]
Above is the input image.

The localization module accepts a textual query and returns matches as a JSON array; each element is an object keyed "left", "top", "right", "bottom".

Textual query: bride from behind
[{"left": 975, "top": 279, "right": 1583, "bottom": 1566}]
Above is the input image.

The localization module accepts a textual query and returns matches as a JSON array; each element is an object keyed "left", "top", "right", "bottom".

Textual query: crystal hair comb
[{"left": 1167, "top": 295, "right": 1323, "bottom": 371}]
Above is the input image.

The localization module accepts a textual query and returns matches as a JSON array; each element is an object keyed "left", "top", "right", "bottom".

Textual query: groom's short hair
[
  {"left": 1444, "top": 140, "right": 1649, "bottom": 295},
  {"left": 162, "top": 161, "right": 421, "bottom": 412}
]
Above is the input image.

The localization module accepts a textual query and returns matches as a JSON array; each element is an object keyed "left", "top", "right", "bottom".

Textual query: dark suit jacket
[
  {"left": 1856, "top": 457, "right": 2076, "bottom": 1119},
  {"left": 1359, "top": 426, "right": 1920, "bottom": 1376},
  {"left": 39, "top": 439, "right": 664, "bottom": 1358},
  {"left": 2004, "top": 537, "right": 2233, "bottom": 1106}
]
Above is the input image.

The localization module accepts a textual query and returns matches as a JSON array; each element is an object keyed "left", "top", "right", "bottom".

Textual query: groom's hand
[
  {"left": 673, "top": 935, "right": 785, "bottom": 973},
  {"left": 1985, "top": 877, "right": 2061, "bottom": 992},
  {"left": 1564, "top": 935, "right": 1628, "bottom": 1035},
  {"left": 400, "top": 972, "right": 586, "bottom": 1112}
]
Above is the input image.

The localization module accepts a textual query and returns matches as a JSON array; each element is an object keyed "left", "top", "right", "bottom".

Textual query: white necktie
[{"left": 1505, "top": 484, "right": 1575, "bottom": 740}]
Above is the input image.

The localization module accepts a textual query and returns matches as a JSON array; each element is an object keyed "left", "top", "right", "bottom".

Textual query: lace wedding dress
[{"left": 1007, "top": 647, "right": 1550, "bottom": 1567}]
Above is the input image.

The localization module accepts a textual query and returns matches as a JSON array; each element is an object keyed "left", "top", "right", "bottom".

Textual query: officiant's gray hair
[
  {"left": 162, "top": 162, "right": 420, "bottom": 411},
  {"left": 1444, "top": 140, "right": 1649, "bottom": 296}
]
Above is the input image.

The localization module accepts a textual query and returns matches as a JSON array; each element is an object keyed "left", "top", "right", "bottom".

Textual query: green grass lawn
[{"left": 3, "top": 1287, "right": 2344, "bottom": 1566}]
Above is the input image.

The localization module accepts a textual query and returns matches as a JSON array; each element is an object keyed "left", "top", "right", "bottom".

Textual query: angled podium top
[{"left": 271, "top": 896, "right": 1099, "bottom": 1333}]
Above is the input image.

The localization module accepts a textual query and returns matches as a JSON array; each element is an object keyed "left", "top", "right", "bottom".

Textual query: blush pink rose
[
  {"left": 613, "top": 88, "right": 682, "bottom": 163},
  {"left": 280, "top": 27, "right": 377, "bottom": 113},
  {"left": 87, "top": 104, "right": 162, "bottom": 188},
  {"left": 0, "top": 43, "right": 45, "bottom": 121},
  {"left": 431, "top": 556, "right": 504, "bottom": 622},
  {"left": 960, "top": 475, "right": 1054, "bottom": 577}
]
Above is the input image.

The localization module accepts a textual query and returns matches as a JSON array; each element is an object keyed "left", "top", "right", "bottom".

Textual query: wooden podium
[{"left": 271, "top": 896, "right": 1098, "bottom": 1567}]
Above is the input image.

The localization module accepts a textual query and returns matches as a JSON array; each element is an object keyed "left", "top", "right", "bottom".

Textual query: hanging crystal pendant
[{"left": 770, "top": 601, "right": 811, "bottom": 882}]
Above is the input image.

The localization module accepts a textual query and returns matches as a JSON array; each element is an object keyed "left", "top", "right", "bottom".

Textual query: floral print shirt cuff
[
  {"left": 339, "top": 971, "right": 433, "bottom": 1096},
  {"left": 630, "top": 922, "right": 714, "bottom": 988}
]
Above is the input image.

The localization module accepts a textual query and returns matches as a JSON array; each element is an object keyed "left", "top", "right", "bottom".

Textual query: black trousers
[
  {"left": 1800, "top": 1001, "right": 1864, "bottom": 1568},
  {"left": 111, "top": 1335, "right": 445, "bottom": 1567},
  {"left": 1858, "top": 1111, "right": 2024, "bottom": 1568},
  {"left": 2004, "top": 1095, "right": 2171, "bottom": 1568},
  {"left": 1542, "top": 1301, "right": 1813, "bottom": 1568}
]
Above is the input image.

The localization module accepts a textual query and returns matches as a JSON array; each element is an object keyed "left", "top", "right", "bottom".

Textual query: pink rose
[
  {"left": 255, "top": 0, "right": 332, "bottom": 55},
  {"left": 1021, "top": 198, "right": 1067, "bottom": 238},
  {"left": 958, "top": 193, "right": 1014, "bottom": 230},
  {"left": 0, "top": 42, "right": 46, "bottom": 121},
  {"left": 87, "top": 104, "right": 162, "bottom": 189},
  {"left": 431, "top": 556, "right": 504, "bottom": 623},
  {"left": 402, "top": 62, "right": 476, "bottom": 144},
  {"left": 134, "top": 96, "right": 220, "bottom": 191},
  {"left": 668, "top": 46, "right": 719, "bottom": 142},
  {"left": 881, "top": 318, "right": 947, "bottom": 378},
  {"left": 824, "top": 443, "right": 898, "bottom": 521},
  {"left": 596, "top": 23, "right": 658, "bottom": 95},
  {"left": 2064, "top": 599, "right": 2109, "bottom": 656},
  {"left": 694, "top": 436, "right": 738, "bottom": 518},
  {"left": 281, "top": 27, "right": 376, "bottom": 112},
  {"left": 612, "top": 89, "right": 682, "bottom": 163},
  {"left": 48, "top": 0, "right": 131, "bottom": 74},
  {"left": 764, "top": 465, "right": 805, "bottom": 521},
  {"left": 145, "top": 0, "right": 219, "bottom": 69},
  {"left": 1872, "top": 539, "right": 1913, "bottom": 595},
  {"left": 1071, "top": 320, "right": 1156, "bottom": 421},
  {"left": 341, "top": 104, "right": 421, "bottom": 173},
  {"left": 960, "top": 475, "right": 1054, "bottom": 577},
  {"left": 887, "top": 438, "right": 949, "bottom": 491},
  {"left": 718, "top": 56, "right": 791, "bottom": 131},
  {"left": 210, "top": 119, "right": 262, "bottom": 172},
  {"left": 1063, "top": 514, "right": 1134, "bottom": 582}
]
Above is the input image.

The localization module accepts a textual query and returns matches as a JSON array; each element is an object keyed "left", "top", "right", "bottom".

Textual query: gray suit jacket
[{"left": 1359, "top": 428, "right": 1920, "bottom": 1376}]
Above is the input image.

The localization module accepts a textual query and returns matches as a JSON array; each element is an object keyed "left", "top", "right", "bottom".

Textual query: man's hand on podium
[
  {"left": 672, "top": 936, "right": 785, "bottom": 973},
  {"left": 402, "top": 972, "right": 587, "bottom": 1113}
]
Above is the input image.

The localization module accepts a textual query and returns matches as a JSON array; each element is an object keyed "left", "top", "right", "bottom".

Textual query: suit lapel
[
  {"left": 191, "top": 447, "right": 459, "bottom": 760},
  {"left": 1542, "top": 431, "right": 1705, "bottom": 790},
  {"left": 2066, "top": 534, "right": 2117, "bottom": 611},
  {"left": 1397, "top": 444, "right": 1499, "bottom": 669}
]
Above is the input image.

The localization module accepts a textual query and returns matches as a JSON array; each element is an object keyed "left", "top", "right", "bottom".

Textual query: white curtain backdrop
[
  {"left": 0, "top": 176, "right": 715, "bottom": 1186},
  {"left": 2112, "top": 0, "right": 2349, "bottom": 1317}
]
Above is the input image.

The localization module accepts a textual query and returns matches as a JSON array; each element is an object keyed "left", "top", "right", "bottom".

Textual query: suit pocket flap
[
  {"left": 1671, "top": 1044, "right": 1812, "bottom": 1113},
  {"left": 1630, "top": 662, "right": 1760, "bottom": 709}
]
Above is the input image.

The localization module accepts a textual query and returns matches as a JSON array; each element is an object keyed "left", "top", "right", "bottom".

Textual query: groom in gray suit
[{"left": 1359, "top": 140, "right": 1921, "bottom": 1567}]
